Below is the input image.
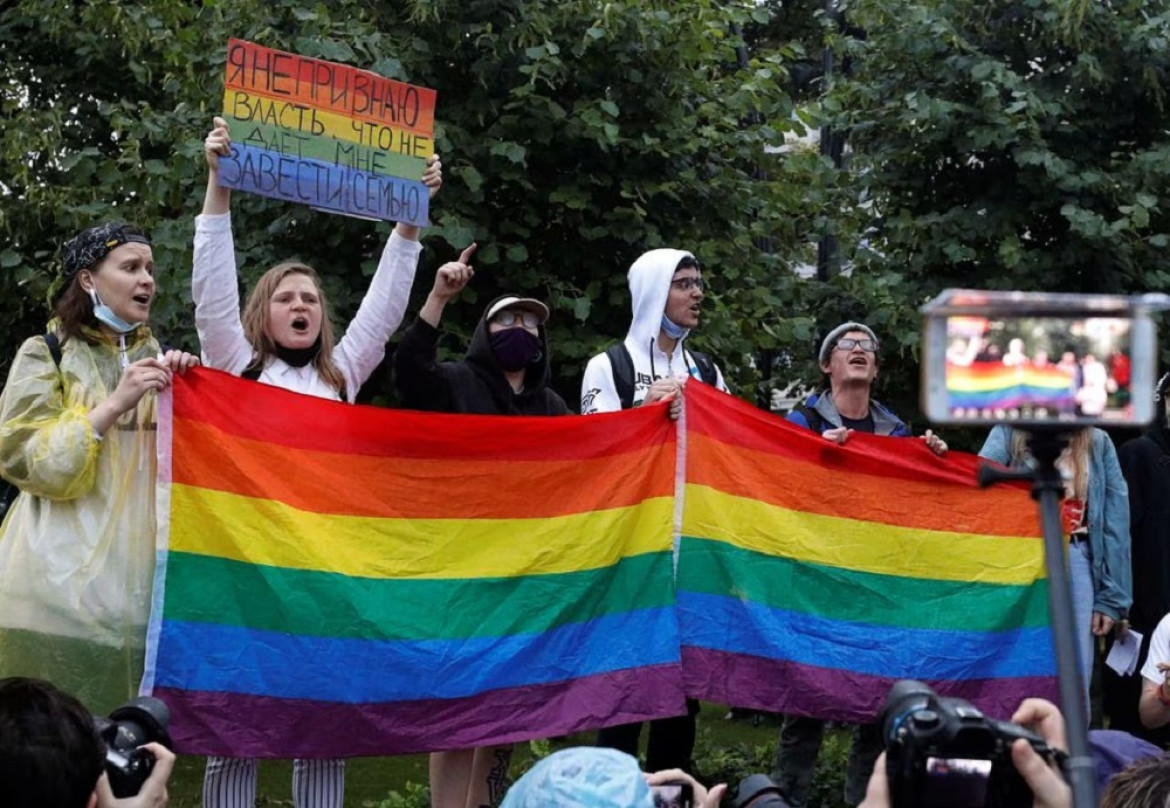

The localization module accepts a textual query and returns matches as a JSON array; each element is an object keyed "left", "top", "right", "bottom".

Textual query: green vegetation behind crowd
[{"left": 2, "top": 1, "right": 1169, "bottom": 436}]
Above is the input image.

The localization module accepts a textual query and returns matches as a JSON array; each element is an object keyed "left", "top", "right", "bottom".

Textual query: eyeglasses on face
[
  {"left": 835, "top": 338, "right": 877, "bottom": 352},
  {"left": 493, "top": 310, "right": 541, "bottom": 329},
  {"left": 670, "top": 276, "right": 704, "bottom": 292}
]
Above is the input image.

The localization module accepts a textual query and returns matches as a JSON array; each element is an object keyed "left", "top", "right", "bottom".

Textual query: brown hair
[
  {"left": 240, "top": 262, "right": 346, "bottom": 394},
  {"left": 1008, "top": 427, "right": 1091, "bottom": 501},
  {"left": 53, "top": 277, "right": 104, "bottom": 345},
  {"left": 1101, "top": 755, "right": 1170, "bottom": 808}
]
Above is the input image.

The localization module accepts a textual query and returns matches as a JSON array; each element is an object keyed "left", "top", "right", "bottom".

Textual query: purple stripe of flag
[
  {"left": 682, "top": 647, "right": 1060, "bottom": 723},
  {"left": 156, "top": 663, "right": 685, "bottom": 757}
]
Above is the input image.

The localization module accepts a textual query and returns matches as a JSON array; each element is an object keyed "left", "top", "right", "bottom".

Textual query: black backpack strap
[
  {"left": 43, "top": 332, "right": 62, "bottom": 367},
  {"left": 791, "top": 401, "right": 825, "bottom": 433},
  {"left": 604, "top": 343, "right": 636, "bottom": 411},
  {"left": 689, "top": 349, "right": 718, "bottom": 387}
]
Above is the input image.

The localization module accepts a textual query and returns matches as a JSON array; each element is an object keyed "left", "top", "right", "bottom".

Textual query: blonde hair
[
  {"left": 241, "top": 262, "right": 346, "bottom": 395},
  {"left": 1008, "top": 427, "right": 1091, "bottom": 501}
]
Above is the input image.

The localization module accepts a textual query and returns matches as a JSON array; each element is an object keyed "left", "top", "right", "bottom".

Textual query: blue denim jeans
[{"left": 1068, "top": 538, "right": 1094, "bottom": 716}]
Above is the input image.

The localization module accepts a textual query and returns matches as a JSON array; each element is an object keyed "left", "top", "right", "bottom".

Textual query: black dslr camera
[
  {"left": 93, "top": 696, "right": 173, "bottom": 798},
  {"left": 880, "top": 680, "right": 1066, "bottom": 808},
  {"left": 730, "top": 774, "right": 792, "bottom": 808}
]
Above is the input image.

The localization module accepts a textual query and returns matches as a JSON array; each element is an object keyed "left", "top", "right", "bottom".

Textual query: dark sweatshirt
[
  {"left": 1118, "top": 421, "right": 1170, "bottom": 633},
  {"left": 394, "top": 298, "right": 571, "bottom": 416}
]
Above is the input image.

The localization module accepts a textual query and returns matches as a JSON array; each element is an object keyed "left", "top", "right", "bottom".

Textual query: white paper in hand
[{"left": 1106, "top": 628, "right": 1144, "bottom": 676}]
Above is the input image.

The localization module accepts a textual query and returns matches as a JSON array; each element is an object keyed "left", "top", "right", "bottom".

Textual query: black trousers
[{"left": 594, "top": 699, "right": 701, "bottom": 772}]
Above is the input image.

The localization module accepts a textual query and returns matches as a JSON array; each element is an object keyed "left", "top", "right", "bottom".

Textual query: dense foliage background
[{"left": 2, "top": 0, "right": 1169, "bottom": 436}]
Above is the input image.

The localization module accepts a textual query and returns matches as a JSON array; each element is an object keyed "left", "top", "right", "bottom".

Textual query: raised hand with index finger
[{"left": 431, "top": 243, "right": 477, "bottom": 302}]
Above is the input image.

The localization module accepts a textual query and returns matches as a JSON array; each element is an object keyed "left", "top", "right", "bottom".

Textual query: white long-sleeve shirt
[{"left": 192, "top": 213, "right": 423, "bottom": 401}]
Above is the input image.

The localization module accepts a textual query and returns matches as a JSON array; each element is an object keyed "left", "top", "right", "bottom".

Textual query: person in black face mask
[
  {"left": 394, "top": 243, "right": 569, "bottom": 808},
  {"left": 395, "top": 243, "right": 571, "bottom": 417}
]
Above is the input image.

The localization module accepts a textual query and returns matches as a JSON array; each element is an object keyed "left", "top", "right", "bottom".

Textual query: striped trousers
[{"left": 203, "top": 756, "right": 345, "bottom": 808}]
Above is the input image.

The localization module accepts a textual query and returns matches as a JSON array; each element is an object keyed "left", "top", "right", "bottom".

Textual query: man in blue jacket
[{"left": 775, "top": 321, "right": 946, "bottom": 807}]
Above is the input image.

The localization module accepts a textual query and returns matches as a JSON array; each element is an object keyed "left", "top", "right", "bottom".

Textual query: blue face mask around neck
[
  {"left": 88, "top": 288, "right": 142, "bottom": 334},
  {"left": 660, "top": 315, "right": 690, "bottom": 342}
]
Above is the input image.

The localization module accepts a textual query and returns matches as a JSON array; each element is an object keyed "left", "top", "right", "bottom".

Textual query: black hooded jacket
[
  {"left": 394, "top": 296, "right": 571, "bottom": 416},
  {"left": 1118, "top": 415, "right": 1170, "bottom": 633}
]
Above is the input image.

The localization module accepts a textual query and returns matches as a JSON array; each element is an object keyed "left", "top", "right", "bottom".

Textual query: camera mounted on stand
[{"left": 919, "top": 290, "right": 1169, "bottom": 808}]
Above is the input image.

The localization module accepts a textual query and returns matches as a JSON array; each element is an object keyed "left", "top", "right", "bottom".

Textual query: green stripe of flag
[{"left": 163, "top": 550, "right": 674, "bottom": 641}]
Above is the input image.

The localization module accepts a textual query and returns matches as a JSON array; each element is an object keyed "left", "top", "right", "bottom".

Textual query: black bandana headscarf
[{"left": 61, "top": 222, "right": 152, "bottom": 278}]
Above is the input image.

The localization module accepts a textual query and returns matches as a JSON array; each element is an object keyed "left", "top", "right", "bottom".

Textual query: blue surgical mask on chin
[
  {"left": 88, "top": 288, "right": 142, "bottom": 334},
  {"left": 660, "top": 315, "right": 690, "bottom": 342}
]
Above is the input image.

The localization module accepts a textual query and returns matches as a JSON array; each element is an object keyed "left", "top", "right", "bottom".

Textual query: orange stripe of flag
[{"left": 173, "top": 416, "right": 675, "bottom": 519}]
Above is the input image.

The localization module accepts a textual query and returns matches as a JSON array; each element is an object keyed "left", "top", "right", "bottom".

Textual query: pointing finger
[{"left": 458, "top": 243, "right": 477, "bottom": 264}]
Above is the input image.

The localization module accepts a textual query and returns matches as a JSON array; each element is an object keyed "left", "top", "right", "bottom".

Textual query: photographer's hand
[
  {"left": 858, "top": 752, "right": 891, "bottom": 808},
  {"left": 94, "top": 742, "right": 175, "bottom": 808},
  {"left": 1010, "top": 699, "right": 1072, "bottom": 808},
  {"left": 645, "top": 769, "right": 727, "bottom": 808}
]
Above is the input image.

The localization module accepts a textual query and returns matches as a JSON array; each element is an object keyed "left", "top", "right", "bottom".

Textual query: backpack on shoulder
[{"left": 604, "top": 343, "right": 718, "bottom": 411}]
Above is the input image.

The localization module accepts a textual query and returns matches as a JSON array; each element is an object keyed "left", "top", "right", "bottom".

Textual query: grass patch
[{"left": 164, "top": 706, "right": 853, "bottom": 807}]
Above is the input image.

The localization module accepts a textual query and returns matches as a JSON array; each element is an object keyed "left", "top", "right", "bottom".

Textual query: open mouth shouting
[{"left": 291, "top": 316, "right": 310, "bottom": 334}]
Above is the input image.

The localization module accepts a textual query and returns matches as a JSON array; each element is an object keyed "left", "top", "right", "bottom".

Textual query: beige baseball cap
[{"left": 486, "top": 296, "right": 550, "bottom": 324}]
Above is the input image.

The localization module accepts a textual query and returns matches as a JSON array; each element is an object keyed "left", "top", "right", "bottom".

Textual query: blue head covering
[
  {"left": 1089, "top": 729, "right": 1161, "bottom": 793},
  {"left": 500, "top": 747, "right": 653, "bottom": 808}
]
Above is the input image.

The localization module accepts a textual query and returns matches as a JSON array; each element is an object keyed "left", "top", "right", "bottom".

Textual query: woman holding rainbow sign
[{"left": 194, "top": 116, "right": 441, "bottom": 808}]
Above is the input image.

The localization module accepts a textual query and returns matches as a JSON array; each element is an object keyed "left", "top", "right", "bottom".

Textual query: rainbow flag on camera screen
[
  {"left": 677, "top": 383, "right": 1056, "bottom": 722},
  {"left": 144, "top": 369, "right": 683, "bottom": 758},
  {"left": 946, "top": 361, "right": 1076, "bottom": 411}
]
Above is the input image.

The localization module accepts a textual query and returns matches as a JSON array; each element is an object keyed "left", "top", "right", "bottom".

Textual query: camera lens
[
  {"left": 880, "top": 679, "right": 937, "bottom": 742},
  {"left": 107, "top": 696, "right": 172, "bottom": 750},
  {"left": 731, "top": 774, "right": 792, "bottom": 808}
]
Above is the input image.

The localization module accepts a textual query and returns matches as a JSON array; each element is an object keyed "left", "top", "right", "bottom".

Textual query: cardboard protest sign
[{"left": 218, "top": 39, "right": 436, "bottom": 225}]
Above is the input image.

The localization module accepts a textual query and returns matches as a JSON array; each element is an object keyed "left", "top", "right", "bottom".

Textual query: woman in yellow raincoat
[{"left": 0, "top": 222, "right": 198, "bottom": 714}]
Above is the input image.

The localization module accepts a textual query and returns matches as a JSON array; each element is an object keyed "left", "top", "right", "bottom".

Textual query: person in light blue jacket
[{"left": 979, "top": 425, "right": 1132, "bottom": 710}]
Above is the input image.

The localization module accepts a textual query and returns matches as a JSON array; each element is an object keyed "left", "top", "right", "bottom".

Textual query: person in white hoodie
[
  {"left": 580, "top": 248, "right": 727, "bottom": 772},
  {"left": 581, "top": 249, "right": 727, "bottom": 419}
]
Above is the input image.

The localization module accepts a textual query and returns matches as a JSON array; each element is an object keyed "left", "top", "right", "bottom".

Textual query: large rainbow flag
[
  {"left": 144, "top": 369, "right": 683, "bottom": 758},
  {"left": 678, "top": 383, "right": 1056, "bottom": 722},
  {"left": 145, "top": 370, "right": 1055, "bottom": 758}
]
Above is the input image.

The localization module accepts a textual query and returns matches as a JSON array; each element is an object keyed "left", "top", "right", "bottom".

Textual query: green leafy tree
[
  {"left": 824, "top": 0, "right": 1170, "bottom": 425},
  {"left": 0, "top": 0, "right": 829, "bottom": 407}
]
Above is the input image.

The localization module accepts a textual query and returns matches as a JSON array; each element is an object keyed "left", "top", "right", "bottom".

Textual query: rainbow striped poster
[{"left": 217, "top": 39, "right": 435, "bottom": 224}]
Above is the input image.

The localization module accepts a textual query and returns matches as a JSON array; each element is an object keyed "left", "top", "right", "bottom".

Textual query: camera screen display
[
  {"left": 922, "top": 756, "right": 992, "bottom": 807},
  {"left": 942, "top": 315, "right": 1136, "bottom": 423},
  {"left": 651, "top": 783, "right": 693, "bottom": 808}
]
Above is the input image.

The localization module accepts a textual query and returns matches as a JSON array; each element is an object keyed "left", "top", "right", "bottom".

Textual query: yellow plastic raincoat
[{"left": 0, "top": 324, "right": 160, "bottom": 714}]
